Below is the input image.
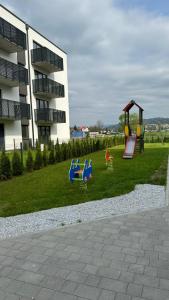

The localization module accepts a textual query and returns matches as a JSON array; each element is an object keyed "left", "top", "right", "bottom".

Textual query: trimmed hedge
[{"left": 0, "top": 136, "right": 123, "bottom": 181}]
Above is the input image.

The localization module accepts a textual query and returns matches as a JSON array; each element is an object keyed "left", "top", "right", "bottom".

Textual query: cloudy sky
[{"left": 2, "top": 0, "right": 169, "bottom": 126}]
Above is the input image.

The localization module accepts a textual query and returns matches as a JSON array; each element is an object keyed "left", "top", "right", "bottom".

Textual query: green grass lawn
[{"left": 0, "top": 143, "right": 168, "bottom": 217}]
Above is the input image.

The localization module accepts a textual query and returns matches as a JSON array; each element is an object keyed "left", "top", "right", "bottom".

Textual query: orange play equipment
[{"left": 105, "top": 149, "right": 114, "bottom": 169}]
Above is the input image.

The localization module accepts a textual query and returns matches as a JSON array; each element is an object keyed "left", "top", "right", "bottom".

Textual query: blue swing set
[{"left": 69, "top": 159, "right": 92, "bottom": 183}]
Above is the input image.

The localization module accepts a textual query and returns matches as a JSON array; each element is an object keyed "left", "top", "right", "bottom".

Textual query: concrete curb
[{"left": 165, "top": 156, "right": 169, "bottom": 206}]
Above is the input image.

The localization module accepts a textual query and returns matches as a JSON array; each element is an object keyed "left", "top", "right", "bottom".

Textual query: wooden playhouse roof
[{"left": 123, "top": 100, "right": 144, "bottom": 112}]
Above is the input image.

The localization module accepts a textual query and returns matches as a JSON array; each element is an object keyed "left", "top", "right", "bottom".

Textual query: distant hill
[
  {"left": 110, "top": 117, "right": 169, "bottom": 131},
  {"left": 144, "top": 118, "right": 169, "bottom": 125}
]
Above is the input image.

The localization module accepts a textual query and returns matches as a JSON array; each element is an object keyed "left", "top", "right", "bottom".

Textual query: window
[
  {"left": 33, "top": 41, "right": 41, "bottom": 49},
  {"left": 36, "top": 98, "right": 49, "bottom": 109},
  {"left": 38, "top": 126, "right": 50, "bottom": 143},
  {"left": 34, "top": 70, "right": 47, "bottom": 79},
  {"left": 22, "top": 125, "right": 29, "bottom": 139},
  {"left": 20, "top": 94, "right": 26, "bottom": 103}
]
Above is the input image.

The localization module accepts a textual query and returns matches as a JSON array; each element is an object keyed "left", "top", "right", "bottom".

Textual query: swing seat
[
  {"left": 106, "top": 156, "right": 113, "bottom": 161},
  {"left": 74, "top": 170, "right": 83, "bottom": 174},
  {"left": 69, "top": 159, "right": 92, "bottom": 183}
]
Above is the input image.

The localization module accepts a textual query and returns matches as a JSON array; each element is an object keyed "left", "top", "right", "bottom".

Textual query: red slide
[{"left": 123, "top": 135, "right": 137, "bottom": 159}]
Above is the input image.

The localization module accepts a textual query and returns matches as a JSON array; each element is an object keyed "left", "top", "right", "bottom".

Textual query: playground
[
  {"left": 0, "top": 143, "right": 168, "bottom": 217},
  {"left": 123, "top": 100, "right": 144, "bottom": 159},
  {"left": 0, "top": 100, "right": 168, "bottom": 219}
]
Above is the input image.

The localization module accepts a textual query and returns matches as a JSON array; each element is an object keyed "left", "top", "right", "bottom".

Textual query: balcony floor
[
  {"left": 0, "top": 36, "right": 24, "bottom": 53},
  {"left": 34, "top": 91, "right": 57, "bottom": 99},
  {"left": 0, "top": 116, "right": 16, "bottom": 121},
  {"left": 0, "top": 75, "right": 19, "bottom": 87},
  {"left": 32, "top": 61, "right": 60, "bottom": 73}
]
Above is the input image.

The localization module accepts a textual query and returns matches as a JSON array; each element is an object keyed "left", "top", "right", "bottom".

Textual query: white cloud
[{"left": 2, "top": 0, "right": 169, "bottom": 125}]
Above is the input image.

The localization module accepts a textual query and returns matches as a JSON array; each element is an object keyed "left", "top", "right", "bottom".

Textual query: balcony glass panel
[
  {"left": 53, "top": 110, "right": 66, "bottom": 123},
  {"left": 0, "top": 17, "right": 26, "bottom": 50},
  {"left": 0, "top": 58, "right": 28, "bottom": 86},
  {"left": 33, "top": 78, "right": 64, "bottom": 98},
  {"left": 35, "top": 108, "right": 54, "bottom": 123},
  {"left": 35, "top": 108, "right": 66, "bottom": 124},
  {"left": 0, "top": 99, "right": 30, "bottom": 120},
  {"left": 31, "top": 47, "right": 63, "bottom": 72}
]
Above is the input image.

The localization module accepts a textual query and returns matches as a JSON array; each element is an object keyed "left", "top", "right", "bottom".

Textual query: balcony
[
  {"left": 31, "top": 47, "right": 63, "bottom": 72},
  {"left": 33, "top": 78, "right": 64, "bottom": 98},
  {"left": 0, "top": 17, "right": 26, "bottom": 52},
  {"left": 0, "top": 58, "right": 28, "bottom": 86},
  {"left": 35, "top": 108, "right": 66, "bottom": 124},
  {"left": 34, "top": 108, "right": 54, "bottom": 124},
  {"left": 53, "top": 109, "right": 66, "bottom": 123},
  {"left": 0, "top": 99, "right": 30, "bottom": 121}
]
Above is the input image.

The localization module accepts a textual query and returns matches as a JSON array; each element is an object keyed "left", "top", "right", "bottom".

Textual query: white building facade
[{"left": 0, "top": 5, "right": 70, "bottom": 150}]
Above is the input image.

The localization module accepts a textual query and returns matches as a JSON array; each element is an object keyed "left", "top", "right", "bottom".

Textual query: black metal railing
[
  {"left": 0, "top": 57, "right": 28, "bottom": 85},
  {"left": 0, "top": 99, "right": 20, "bottom": 120},
  {"left": 35, "top": 108, "right": 54, "bottom": 123},
  {"left": 33, "top": 78, "right": 64, "bottom": 98},
  {"left": 31, "top": 47, "right": 63, "bottom": 71},
  {"left": 0, "top": 17, "right": 26, "bottom": 49},
  {"left": 35, "top": 108, "right": 66, "bottom": 123},
  {"left": 53, "top": 109, "right": 66, "bottom": 123},
  {"left": 0, "top": 99, "right": 30, "bottom": 120}
]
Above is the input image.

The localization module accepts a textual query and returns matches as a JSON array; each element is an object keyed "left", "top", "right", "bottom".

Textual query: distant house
[
  {"left": 81, "top": 127, "right": 89, "bottom": 133},
  {"left": 71, "top": 130, "right": 86, "bottom": 139},
  {"left": 71, "top": 126, "right": 89, "bottom": 139},
  {"left": 89, "top": 131, "right": 100, "bottom": 138},
  {"left": 145, "top": 124, "right": 158, "bottom": 132}
]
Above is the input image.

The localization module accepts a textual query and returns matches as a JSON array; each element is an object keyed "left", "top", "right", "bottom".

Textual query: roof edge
[
  {"left": 0, "top": 4, "right": 67, "bottom": 55},
  {"left": 123, "top": 100, "right": 144, "bottom": 112}
]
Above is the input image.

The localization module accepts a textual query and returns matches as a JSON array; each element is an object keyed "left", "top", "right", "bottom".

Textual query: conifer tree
[
  {"left": 48, "top": 139, "right": 52, "bottom": 151},
  {"left": 72, "top": 139, "right": 77, "bottom": 157},
  {"left": 0, "top": 151, "right": 12, "bottom": 179},
  {"left": 26, "top": 149, "right": 34, "bottom": 172},
  {"left": 34, "top": 145, "right": 43, "bottom": 170},
  {"left": 67, "top": 141, "right": 72, "bottom": 159},
  {"left": 48, "top": 145, "right": 55, "bottom": 164},
  {"left": 12, "top": 151, "right": 23, "bottom": 176},
  {"left": 42, "top": 144, "right": 48, "bottom": 166},
  {"left": 55, "top": 138, "right": 61, "bottom": 162}
]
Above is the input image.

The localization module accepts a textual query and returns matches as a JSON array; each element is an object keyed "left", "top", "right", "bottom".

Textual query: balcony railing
[
  {"left": 0, "top": 17, "right": 26, "bottom": 52},
  {"left": 53, "top": 109, "right": 66, "bottom": 123},
  {"left": 35, "top": 108, "right": 66, "bottom": 124},
  {"left": 33, "top": 78, "right": 64, "bottom": 98},
  {"left": 0, "top": 57, "right": 28, "bottom": 86},
  {"left": 35, "top": 108, "right": 54, "bottom": 124},
  {"left": 0, "top": 99, "right": 30, "bottom": 121},
  {"left": 31, "top": 47, "right": 63, "bottom": 72}
]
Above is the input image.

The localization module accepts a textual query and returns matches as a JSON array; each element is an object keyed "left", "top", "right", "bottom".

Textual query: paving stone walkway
[{"left": 1, "top": 206, "right": 169, "bottom": 300}]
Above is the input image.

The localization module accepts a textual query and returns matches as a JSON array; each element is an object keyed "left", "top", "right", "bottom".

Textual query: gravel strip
[{"left": 0, "top": 184, "right": 165, "bottom": 240}]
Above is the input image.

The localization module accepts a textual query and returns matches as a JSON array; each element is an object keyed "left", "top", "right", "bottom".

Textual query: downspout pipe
[{"left": 26, "top": 24, "right": 35, "bottom": 147}]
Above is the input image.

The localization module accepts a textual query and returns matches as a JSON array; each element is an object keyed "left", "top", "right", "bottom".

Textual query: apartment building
[{"left": 0, "top": 5, "right": 70, "bottom": 150}]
